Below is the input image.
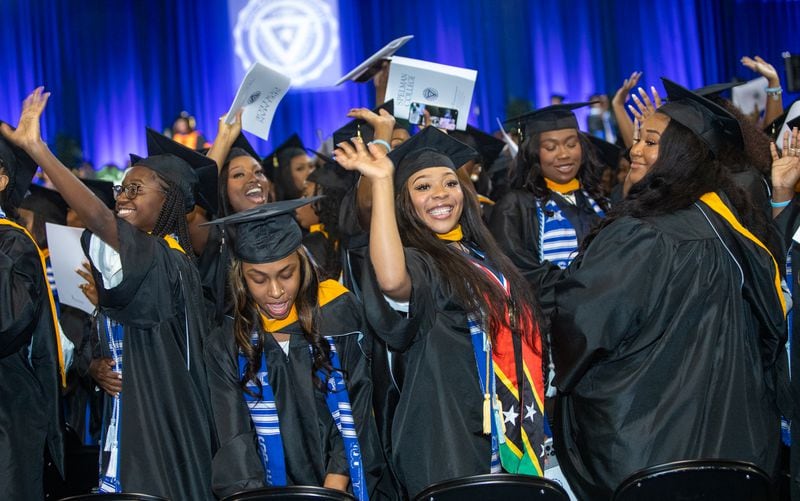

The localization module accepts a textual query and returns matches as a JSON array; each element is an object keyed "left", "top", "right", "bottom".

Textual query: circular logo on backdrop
[
  {"left": 422, "top": 87, "right": 439, "bottom": 101},
  {"left": 234, "top": 0, "right": 340, "bottom": 86}
]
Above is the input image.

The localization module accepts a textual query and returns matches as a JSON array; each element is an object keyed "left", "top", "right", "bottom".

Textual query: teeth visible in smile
[
  {"left": 428, "top": 206, "right": 453, "bottom": 217},
  {"left": 117, "top": 208, "right": 135, "bottom": 216},
  {"left": 246, "top": 187, "right": 262, "bottom": 196}
]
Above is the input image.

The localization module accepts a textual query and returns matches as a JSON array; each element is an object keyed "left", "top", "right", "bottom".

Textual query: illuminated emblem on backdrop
[{"left": 234, "top": 0, "right": 340, "bottom": 87}]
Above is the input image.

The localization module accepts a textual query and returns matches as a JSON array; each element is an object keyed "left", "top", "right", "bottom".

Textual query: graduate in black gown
[
  {"left": 335, "top": 127, "right": 547, "bottom": 498},
  {"left": 2, "top": 88, "right": 216, "bottom": 499},
  {"left": 524, "top": 79, "right": 788, "bottom": 499},
  {"left": 202, "top": 199, "right": 392, "bottom": 500},
  {"left": 0, "top": 131, "right": 65, "bottom": 501}
]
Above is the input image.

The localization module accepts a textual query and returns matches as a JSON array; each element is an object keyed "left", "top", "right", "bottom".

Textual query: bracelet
[
  {"left": 765, "top": 86, "right": 783, "bottom": 95},
  {"left": 368, "top": 139, "right": 392, "bottom": 152},
  {"left": 770, "top": 198, "right": 791, "bottom": 208}
]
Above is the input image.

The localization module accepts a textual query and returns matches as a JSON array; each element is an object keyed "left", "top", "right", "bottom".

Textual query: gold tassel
[{"left": 482, "top": 393, "right": 492, "bottom": 435}]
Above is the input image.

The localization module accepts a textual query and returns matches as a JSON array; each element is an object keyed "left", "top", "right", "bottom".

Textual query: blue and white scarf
[
  {"left": 99, "top": 317, "right": 124, "bottom": 493},
  {"left": 239, "top": 334, "right": 368, "bottom": 500},
  {"left": 536, "top": 193, "right": 604, "bottom": 269}
]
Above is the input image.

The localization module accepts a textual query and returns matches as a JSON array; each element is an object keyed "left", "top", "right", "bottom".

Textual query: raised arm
[
  {"left": 741, "top": 55, "right": 783, "bottom": 127},
  {"left": 770, "top": 127, "right": 800, "bottom": 219},
  {"left": 206, "top": 109, "right": 243, "bottom": 173},
  {"left": 1, "top": 88, "right": 119, "bottom": 248},
  {"left": 611, "top": 71, "right": 642, "bottom": 148},
  {"left": 334, "top": 138, "right": 411, "bottom": 301}
]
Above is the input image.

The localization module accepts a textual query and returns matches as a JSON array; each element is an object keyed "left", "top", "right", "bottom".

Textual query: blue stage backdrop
[{"left": 0, "top": 0, "right": 798, "bottom": 168}]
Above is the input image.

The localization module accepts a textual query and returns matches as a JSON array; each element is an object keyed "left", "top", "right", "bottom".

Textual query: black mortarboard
[
  {"left": 449, "top": 125, "right": 505, "bottom": 168},
  {"left": 263, "top": 134, "right": 305, "bottom": 172},
  {"left": 0, "top": 125, "right": 38, "bottom": 209},
  {"left": 787, "top": 116, "right": 800, "bottom": 131},
  {"left": 227, "top": 132, "right": 261, "bottom": 164},
  {"left": 505, "top": 102, "right": 593, "bottom": 136},
  {"left": 660, "top": 77, "right": 743, "bottom": 156},
  {"left": 307, "top": 162, "right": 358, "bottom": 193},
  {"left": 140, "top": 128, "right": 215, "bottom": 213},
  {"left": 694, "top": 81, "right": 745, "bottom": 97},
  {"left": 332, "top": 101, "right": 395, "bottom": 148},
  {"left": 202, "top": 197, "right": 323, "bottom": 263},
  {"left": 81, "top": 178, "right": 116, "bottom": 210},
  {"left": 20, "top": 184, "right": 68, "bottom": 225},
  {"left": 387, "top": 127, "right": 479, "bottom": 188},
  {"left": 586, "top": 135, "right": 622, "bottom": 169},
  {"left": 764, "top": 111, "right": 788, "bottom": 142}
]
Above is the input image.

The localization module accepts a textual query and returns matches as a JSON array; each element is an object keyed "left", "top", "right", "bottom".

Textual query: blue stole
[
  {"left": 238, "top": 334, "right": 368, "bottom": 500},
  {"left": 536, "top": 192, "right": 604, "bottom": 269},
  {"left": 99, "top": 317, "right": 124, "bottom": 493},
  {"left": 239, "top": 333, "right": 288, "bottom": 487}
]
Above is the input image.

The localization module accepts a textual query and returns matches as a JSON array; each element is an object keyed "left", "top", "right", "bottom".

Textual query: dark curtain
[{"left": 0, "top": 0, "right": 797, "bottom": 167}]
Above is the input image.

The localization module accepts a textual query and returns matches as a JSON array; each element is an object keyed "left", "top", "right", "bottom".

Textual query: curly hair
[
  {"left": 0, "top": 162, "right": 19, "bottom": 220},
  {"left": 582, "top": 114, "right": 780, "bottom": 258},
  {"left": 711, "top": 96, "right": 772, "bottom": 176},
  {"left": 231, "top": 246, "right": 335, "bottom": 397},
  {"left": 510, "top": 130, "right": 610, "bottom": 212}
]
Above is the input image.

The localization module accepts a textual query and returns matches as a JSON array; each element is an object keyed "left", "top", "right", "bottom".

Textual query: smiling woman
[{"left": 334, "top": 127, "right": 547, "bottom": 497}]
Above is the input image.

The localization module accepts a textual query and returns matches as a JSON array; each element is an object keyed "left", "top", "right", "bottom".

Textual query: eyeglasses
[{"left": 112, "top": 183, "right": 167, "bottom": 200}]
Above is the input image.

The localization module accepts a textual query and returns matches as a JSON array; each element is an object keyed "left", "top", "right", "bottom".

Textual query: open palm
[
  {"left": 0, "top": 87, "right": 49, "bottom": 148},
  {"left": 334, "top": 139, "right": 395, "bottom": 181}
]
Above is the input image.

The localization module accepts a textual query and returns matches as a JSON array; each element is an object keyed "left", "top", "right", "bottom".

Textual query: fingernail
[{"left": 651, "top": 86, "right": 657, "bottom": 93}]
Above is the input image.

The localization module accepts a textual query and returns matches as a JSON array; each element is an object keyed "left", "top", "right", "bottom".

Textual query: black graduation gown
[
  {"left": 205, "top": 287, "right": 392, "bottom": 499},
  {"left": 303, "top": 230, "right": 340, "bottom": 281},
  {"left": 773, "top": 197, "right": 800, "bottom": 499},
  {"left": 360, "top": 247, "right": 497, "bottom": 498},
  {"left": 549, "top": 200, "right": 786, "bottom": 499},
  {"left": 61, "top": 304, "right": 103, "bottom": 444},
  {"left": 0, "top": 222, "right": 65, "bottom": 500},
  {"left": 489, "top": 188, "right": 603, "bottom": 317},
  {"left": 197, "top": 223, "right": 228, "bottom": 328},
  {"left": 81, "top": 220, "right": 215, "bottom": 500}
]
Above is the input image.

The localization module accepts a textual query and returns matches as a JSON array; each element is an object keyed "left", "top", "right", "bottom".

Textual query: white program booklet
[
  {"left": 732, "top": 76, "right": 768, "bottom": 117},
  {"left": 336, "top": 35, "right": 414, "bottom": 85},
  {"left": 385, "top": 56, "right": 477, "bottom": 131},
  {"left": 45, "top": 223, "right": 95, "bottom": 315},
  {"left": 225, "top": 62, "right": 291, "bottom": 140}
]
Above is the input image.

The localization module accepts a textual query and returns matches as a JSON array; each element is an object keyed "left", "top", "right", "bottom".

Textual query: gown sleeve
[
  {"left": 204, "top": 324, "right": 266, "bottom": 498},
  {"left": 0, "top": 232, "right": 43, "bottom": 357},
  {"left": 81, "top": 219, "right": 178, "bottom": 328},
  {"left": 360, "top": 248, "right": 444, "bottom": 352},
  {"left": 551, "top": 217, "right": 669, "bottom": 392}
]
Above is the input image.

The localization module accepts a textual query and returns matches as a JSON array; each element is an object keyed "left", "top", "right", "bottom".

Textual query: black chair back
[
  {"left": 412, "top": 473, "right": 570, "bottom": 501},
  {"left": 221, "top": 486, "right": 356, "bottom": 501},
  {"left": 613, "top": 459, "right": 774, "bottom": 501},
  {"left": 58, "top": 494, "right": 168, "bottom": 501}
]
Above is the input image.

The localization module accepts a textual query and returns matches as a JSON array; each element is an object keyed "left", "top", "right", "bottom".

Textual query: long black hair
[
  {"left": 218, "top": 148, "right": 273, "bottom": 218},
  {"left": 582, "top": 115, "right": 780, "bottom": 258},
  {"left": 510, "top": 130, "right": 609, "bottom": 211},
  {"left": 231, "top": 247, "right": 334, "bottom": 395},
  {"left": 396, "top": 176, "right": 543, "bottom": 351},
  {"left": 0, "top": 160, "right": 19, "bottom": 221},
  {"left": 274, "top": 148, "right": 307, "bottom": 201}
]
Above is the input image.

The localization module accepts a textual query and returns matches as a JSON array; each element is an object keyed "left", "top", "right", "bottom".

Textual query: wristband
[
  {"left": 368, "top": 139, "right": 392, "bottom": 152},
  {"left": 770, "top": 198, "right": 791, "bottom": 208}
]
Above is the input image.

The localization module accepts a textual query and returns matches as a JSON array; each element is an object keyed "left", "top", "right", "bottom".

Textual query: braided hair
[{"left": 151, "top": 177, "right": 195, "bottom": 258}]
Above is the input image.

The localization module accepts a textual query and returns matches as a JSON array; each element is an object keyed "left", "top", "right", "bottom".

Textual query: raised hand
[
  {"left": 215, "top": 108, "right": 243, "bottom": 145},
  {"left": 612, "top": 71, "right": 642, "bottom": 108},
  {"left": 334, "top": 137, "right": 394, "bottom": 181},
  {"left": 771, "top": 127, "right": 800, "bottom": 194},
  {"left": 76, "top": 261, "right": 99, "bottom": 307},
  {"left": 627, "top": 86, "right": 662, "bottom": 123},
  {"left": 346, "top": 107, "right": 396, "bottom": 143},
  {"left": 0, "top": 87, "right": 50, "bottom": 151},
  {"left": 741, "top": 56, "right": 779, "bottom": 85}
]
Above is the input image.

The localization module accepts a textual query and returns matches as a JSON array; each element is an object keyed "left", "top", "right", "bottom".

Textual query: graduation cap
[
  {"left": 138, "top": 127, "right": 216, "bottom": 213},
  {"left": 787, "top": 115, "right": 800, "bottom": 131},
  {"left": 263, "top": 134, "right": 305, "bottom": 173},
  {"left": 81, "top": 178, "right": 116, "bottom": 210},
  {"left": 202, "top": 197, "right": 323, "bottom": 263},
  {"left": 307, "top": 162, "right": 358, "bottom": 193},
  {"left": 659, "top": 77, "right": 743, "bottom": 156},
  {"left": 586, "top": 135, "right": 623, "bottom": 169},
  {"left": 20, "top": 184, "right": 68, "bottom": 225},
  {"left": 764, "top": 111, "right": 789, "bottom": 142},
  {"left": 387, "top": 127, "right": 479, "bottom": 188},
  {"left": 505, "top": 102, "right": 594, "bottom": 137},
  {"left": 694, "top": 81, "right": 745, "bottom": 97},
  {"left": 449, "top": 125, "right": 505, "bottom": 168},
  {"left": 332, "top": 101, "right": 395, "bottom": 148},
  {"left": 0, "top": 126, "right": 38, "bottom": 209}
]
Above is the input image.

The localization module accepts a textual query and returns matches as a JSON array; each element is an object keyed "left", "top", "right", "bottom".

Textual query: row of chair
[{"left": 57, "top": 459, "right": 777, "bottom": 500}]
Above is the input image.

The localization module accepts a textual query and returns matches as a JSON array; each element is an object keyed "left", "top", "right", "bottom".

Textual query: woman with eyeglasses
[{"left": 2, "top": 88, "right": 216, "bottom": 500}]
